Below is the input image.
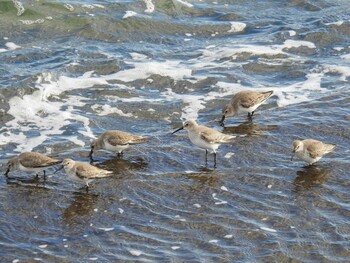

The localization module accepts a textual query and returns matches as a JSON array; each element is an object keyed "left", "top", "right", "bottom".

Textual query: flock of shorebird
[{"left": 4, "top": 90, "right": 336, "bottom": 191}]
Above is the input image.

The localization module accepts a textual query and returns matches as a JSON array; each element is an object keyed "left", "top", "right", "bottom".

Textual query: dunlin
[
  {"left": 4, "top": 152, "right": 61, "bottom": 178},
  {"left": 291, "top": 139, "right": 336, "bottom": 165},
  {"left": 172, "top": 120, "right": 235, "bottom": 166},
  {"left": 89, "top": 130, "right": 146, "bottom": 160},
  {"left": 220, "top": 90, "right": 273, "bottom": 125},
  {"left": 62, "top": 158, "right": 113, "bottom": 190}
]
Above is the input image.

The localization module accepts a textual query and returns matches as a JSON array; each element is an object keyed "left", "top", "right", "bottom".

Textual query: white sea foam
[
  {"left": 98, "top": 227, "right": 114, "bottom": 231},
  {"left": 0, "top": 42, "right": 21, "bottom": 52},
  {"left": 260, "top": 227, "right": 277, "bottom": 233},
  {"left": 123, "top": 11, "right": 137, "bottom": 19},
  {"left": 143, "top": 0, "right": 155, "bottom": 13},
  {"left": 224, "top": 152, "right": 235, "bottom": 159},
  {"left": 64, "top": 3, "right": 74, "bottom": 11},
  {"left": 91, "top": 104, "right": 134, "bottom": 117},
  {"left": 129, "top": 250, "right": 142, "bottom": 256},
  {"left": 105, "top": 60, "right": 192, "bottom": 82},
  {"left": 0, "top": 72, "right": 107, "bottom": 152},
  {"left": 174, "top": 0, "right": 193, "bottom": 7},
  {"left": 228, "top": 22, "right": 246, "bottom": 33},
  {"left": 283, "top": 39, "right": 316, "bottom": 49},
  {"left": 220, "top": 186, "right": 228, "bottom": 191}
]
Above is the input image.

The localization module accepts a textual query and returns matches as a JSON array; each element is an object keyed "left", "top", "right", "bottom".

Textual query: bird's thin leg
[
  {"left": 248, "top": 112, "right": 253, "bottom": 121},
  {"left": 205, "top": 150, "right": 208, "bottom": 165},
  {"left": 214, "top": 152, "right": 217, "bottom": 168},
  {"left": 35, "top": 174, "right": 39, "bottom": 178},
  {"left": 43, "top": 170, "right": 46, "bottom": 181}
]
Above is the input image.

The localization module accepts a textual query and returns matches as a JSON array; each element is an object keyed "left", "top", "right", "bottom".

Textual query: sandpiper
[
  {"left": 4, "top": 152, "right": 62, "bottom": 178},
  {"left": 172, "top": 120, "right": 235, "bottom": 166},
  {"left": 62, "top": 158, "right": 113, "bottom": 190},
  {"left": 291, "top": 139, "right": 336, "bottom": 165},
  {"left": 89, "top": 130, "right": 146, "bottom": 160},
  {"left": 220, "top": 90, "right": 273, "bottom": 126}
]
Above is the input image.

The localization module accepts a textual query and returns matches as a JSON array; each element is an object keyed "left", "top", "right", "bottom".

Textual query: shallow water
[{"left": 0, "top": 0, "right": 350, "bottom": 262}]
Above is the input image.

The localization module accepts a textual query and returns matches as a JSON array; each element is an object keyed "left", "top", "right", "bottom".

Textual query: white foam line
[
  {"left": 174, "top": 0, "right": 193, "bottom": 7},
  {"left": 105, "top": 60, "right": 192, "bottom": 82},
  {"left": 260, "top": 227, "right": 277, "bottom": 233},
  {"left": 123, "top": 11, "right": 137, "bottom": 19}
]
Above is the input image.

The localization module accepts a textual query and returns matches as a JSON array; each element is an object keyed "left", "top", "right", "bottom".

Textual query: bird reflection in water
[
  {"left": 63, "top": 192, "right": 99, "bottom": 225},
  {"left": 293, "top": 165, "right": 331, "bottom": 190},
  {"left": 97, "top": 157, "right": 148, "bottom": 175},
  {"left": 223, "top": 121, "right": 277, "bottom": 136}
]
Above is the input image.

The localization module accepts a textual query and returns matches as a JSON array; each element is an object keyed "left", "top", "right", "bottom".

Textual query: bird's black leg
[
  {"left": 35, "top": 174, "right": 39, "bottom": 178},
  {"left": 214, "top": 152, "right": 217, "bottom": 168},
  {"left": 205, "top": 150, "right": 208, "bottom": 165},
  {"left": 43, "top": 170, "right": 46, "bottom": 181},
  {"left": 248, "top": 112, "right": 254, "bottom": 121}
]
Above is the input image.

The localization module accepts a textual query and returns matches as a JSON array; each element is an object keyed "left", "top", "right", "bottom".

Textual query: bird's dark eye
[
  {"left": 185, "top": 123, "right": 189, "bottom": 127},
  {"left": 225, "top": 110, "right": 228, "bottom": 114}
]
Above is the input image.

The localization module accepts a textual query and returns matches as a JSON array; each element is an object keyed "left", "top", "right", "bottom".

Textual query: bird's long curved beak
[
  {"left": 219, "top": 115, "right": 225, "bottom": 126},
  {"left": 172, "top": 126, "right": 184, "bottom": 134},
  {"left": 4, "top": 167, "right": 10, "bottom": 177}
]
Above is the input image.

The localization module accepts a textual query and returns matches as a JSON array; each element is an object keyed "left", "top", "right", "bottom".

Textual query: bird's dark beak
[
  {"left": 53, "top": 165, "right": 64, "bottom": 174},
  {"left": 219, "top": 115, "right": 225, "bottom": 126},
  {"left": 291, "top": 151, "right": 295, "bottom": 161},
  {"left": 88, "top": 146, "right": 94, "bottom": 158},
  {"left": 172, "top": 126, "right": 184, "bottom": 134},
  {"left": 4, "top": 167, "right": 10, "bottom": 177}
]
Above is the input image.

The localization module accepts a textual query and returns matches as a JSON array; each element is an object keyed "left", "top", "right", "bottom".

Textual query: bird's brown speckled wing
[
  {"left": 19, "top": 153, "right": 61, "bottom": 168},
  {"left": 106, "top": 131, "right": 145, "bottom": 146},
  {"left": 76, "top": 163, "right": 112, "bottom": 179}
]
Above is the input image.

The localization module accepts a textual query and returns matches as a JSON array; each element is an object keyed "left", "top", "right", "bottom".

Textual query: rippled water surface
[{"left": 0, "top": 0, "right": 350, "bottom": 262}]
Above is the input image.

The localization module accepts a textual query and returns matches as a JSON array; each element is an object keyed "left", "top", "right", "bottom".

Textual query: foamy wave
[
  {"left": 0, "top": 72, "right": 107, "bottom": 152},
  {"left": 91, "top": 104, "right": 134, "bottom": 117}
]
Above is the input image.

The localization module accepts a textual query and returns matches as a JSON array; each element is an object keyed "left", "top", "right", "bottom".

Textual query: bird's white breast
[
  {"left": 296, "top": 150, "right": 321, "bottom": 165},
  {"left": 188, "top": 132, "right": 219, "bottom": 153}
]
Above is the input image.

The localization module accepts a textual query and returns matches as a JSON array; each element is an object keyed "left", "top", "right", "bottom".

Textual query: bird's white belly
[
  {"left": 65, "top": 168, "right": 93, "bottom": 184},
  {"left": 296, "top": 151, "right": 321, "bottom": 164},
  {"left": 237, "top": 103, "right": 261, "bottom": 114},
  {"left": 188, "top": 133, "right": 219, "bottom": 153},
  {"left": 18, "top": 163, "right": 46, "bottom": 173},
  {"left": 104, "top": 142, "right": 130, "bottom": 153}
]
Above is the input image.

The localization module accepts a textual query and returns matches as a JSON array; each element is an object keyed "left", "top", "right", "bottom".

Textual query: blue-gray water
[{"left": 0, "top": 0, "right": 349, "bottom": 262}]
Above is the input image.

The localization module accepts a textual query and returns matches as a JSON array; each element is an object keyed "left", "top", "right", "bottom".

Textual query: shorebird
[
  {"left": 62, "top": 158, "right": 113, "bottom": 190},
  {"left": 220, "top": 90, "right": 273, "bottom": 126},
  {"left": 4, "top": 152, "right": 61, "bottom": 179},
  {"left": 291, "top": 139, "right": 336, "bottom": 165},
  {"left": 89, "top": 130, "right": 146, "bottom": 160},
  {"left": 172, "top": 120, "right": 235, "bottom": 166}
]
